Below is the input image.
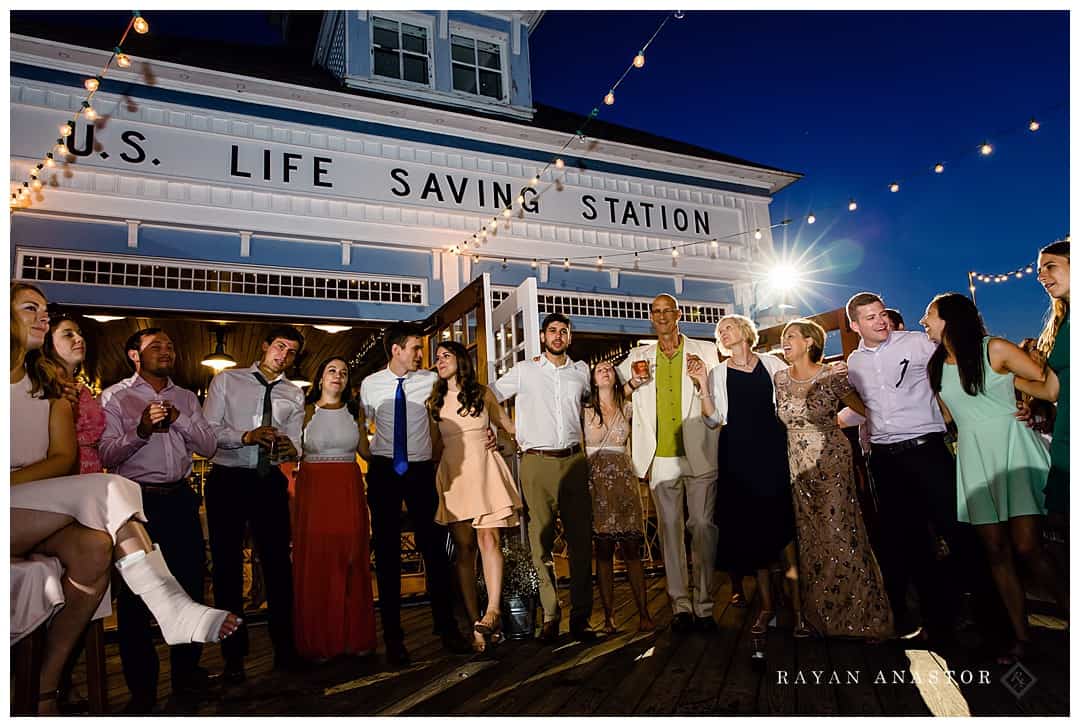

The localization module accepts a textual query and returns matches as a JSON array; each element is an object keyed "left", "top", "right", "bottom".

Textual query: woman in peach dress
[{"left": 427, "top": 341, "right": 521, "bottom": 653}]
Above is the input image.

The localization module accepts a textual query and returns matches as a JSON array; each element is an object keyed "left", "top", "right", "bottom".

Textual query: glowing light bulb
[
  {"left": 1029, "top": 119, "right": 1040, "bottom": 132},
  {"left": 710, "top": 239, "right": 719, "bottom": 248},
  {"left": 603, "top": 91, "right": 615, "bottom": 106},
  {"left": 754, "top": 228, "right": 762, "bottom": 240},
  {"left": 473, "top": 254, "right": 480, "bottom": 264},
  {"left": 59, "top": 124, "right": 72, "bottom": 137},
  {"left": 116, "top": 53, "right": 131, "bottom": 68},
  {"left": 596, "top": 256, "right": 604, "bottom": 266},
  {"left": 84, "top": 105, "right": 98, "bottom": 121},
  {"left": 555, "top": 158, "right": 565, "bottom": 169},
  {"left": 674, "top": 10, "right": 685, "bottom": 19},
  {"left": 529, "top": 176, "right": 539, "bottom": 187},
  {"left": 54, "top": 141, "right": 67, "bottom": 156},
  {"left": 29, "top": 167, "right": 39, "bottom": 179},
  {"left": 979, "top": 142, "right": 993, "bottom": 156},
  {"left": 45, "top": 155, "right": 56, "bottom": 168},
  {"left": 502, "top": 208, "right": 511, "bottom": 218},
  {"left": 481, "top": 228, "right": 487, "bottom": 237},
  {"left": 84, "top": 77, "right": 100, "bottom": 92},
  {"left": 530, "top": 259, "right": 538, "bottom": 269},
  {"left": 449, "top": 245, "right": 459, "bottom": 255},
  {"left": 671, "top": 248, "right": 680, "bottom": 258},
  {"left": 633, "top": 52, "right": 645, "bottom": 68},
  {"left": 934, "top": 162, "right": 945, "bottom": 174},
  {"left": 490, "top": 219, "right": 498, "bottom": 230},
  {"left": 848, "top": 199, "right": 858, "bottom": 212},
  {"left": 462, "top": 240, "right": 469, "bottom": 249},
  {"left": 970, "top": 286, "right": 976, "bottom": 293},
  {"left": 133, "top": 15, "right": 149, "bottom": 34},
  {"left": 1015, "top": 271, "right": 1023, "bottom": 279},
  {"left": 31, "top": 179, "right": 43, "bottom": 191},
  {"left": 807, "top": 213, "right": 816, "bottom": 224},
  {"left": 1025, "top": 266, "right": 1034, "bottom": 274},
  {"left": 889, "top": 182, "right": 900, "bottom": 193},
  {"left": 563, "top": 258, "right": 570, "bottom": 270}
]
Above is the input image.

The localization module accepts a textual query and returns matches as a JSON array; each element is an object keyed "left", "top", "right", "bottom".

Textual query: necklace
[
  {"left": 728, "top": 354, "right": 757, "bottom": 371},
  {"left": 787, "top": 365, "right": 824, "bottom": 384}
]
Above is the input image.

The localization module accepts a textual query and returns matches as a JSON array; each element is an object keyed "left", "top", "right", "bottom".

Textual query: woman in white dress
[{"left": 10, "top": 282, "right": 239, "bottom": 714}]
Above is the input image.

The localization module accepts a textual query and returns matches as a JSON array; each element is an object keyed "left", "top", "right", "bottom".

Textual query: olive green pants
[{"left": 520, "top": 451, "right": 593, "bottom": 630}]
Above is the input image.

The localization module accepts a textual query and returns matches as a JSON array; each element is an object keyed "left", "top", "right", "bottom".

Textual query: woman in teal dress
[
  {"left": 922, "top": 293, "right": 1061, "bottom": 662},
  {"left": 1032, "top": 240, "right": 1069, "bottom": 520}
]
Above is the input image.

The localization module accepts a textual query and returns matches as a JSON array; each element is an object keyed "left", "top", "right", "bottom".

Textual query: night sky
[
  {"left": 12, "top": 10, "right": 1069, "bottom": 342},
  {"left": 530, "top": 10, "right": 1069, "bottom": 341}
]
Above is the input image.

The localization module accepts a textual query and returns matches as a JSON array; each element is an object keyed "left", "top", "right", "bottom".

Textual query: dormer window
[
  {"left": 450, "top": 34, "right": 505, "bottom": 101},
  {"left": 372, "top": 15, "right": 431, "bottom": 85}
]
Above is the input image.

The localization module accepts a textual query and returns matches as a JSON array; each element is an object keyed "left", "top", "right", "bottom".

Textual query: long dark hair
[
  {"left": 583, "top": 360, "right": 626, "bottom": 428},
  {"left": 26, "top": 312, "right": 81, "bottom": 400},
  {"left": 1036, "top": 239, "right": 1069, "bottom": 362},
  {"left": 927, "top": 293, "right": 988, "bottom": 396},
  {"left": 306, "top": 356, "right": 358, "bottom": 418},
  {"left": 427, "top": 341, "right": 485, "bottom": 421}
]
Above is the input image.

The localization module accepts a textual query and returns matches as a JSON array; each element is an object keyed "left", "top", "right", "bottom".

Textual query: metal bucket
[{"left": 502, "top": 594, "right": 537, "bottom": 640}]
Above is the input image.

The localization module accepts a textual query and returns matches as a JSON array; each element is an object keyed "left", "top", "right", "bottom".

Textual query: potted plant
[{"left": 477, "top": 532, "right": 539, "bottom": 640}]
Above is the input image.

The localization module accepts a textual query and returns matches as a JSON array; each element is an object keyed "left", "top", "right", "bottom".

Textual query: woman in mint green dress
[
  {"left": 1031, "top": 240, "right": 1069, "bottom": 520},
  {"left": 922, "top": 293, "right": 1060, "bottom": 663}
]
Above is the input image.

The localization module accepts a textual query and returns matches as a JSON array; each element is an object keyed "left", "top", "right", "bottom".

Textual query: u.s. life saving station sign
[{"left": 11, "top": 103, "right": 755, "bottom": 251}]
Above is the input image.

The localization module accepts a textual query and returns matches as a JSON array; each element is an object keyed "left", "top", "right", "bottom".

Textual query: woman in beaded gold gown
[{"left": 774, "top": 319, "right": 893, "bottom": 640}]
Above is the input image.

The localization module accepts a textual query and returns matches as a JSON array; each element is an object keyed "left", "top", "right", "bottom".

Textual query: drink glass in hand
[
  {"left": 151, "top": 399, "right": 171, "bottom": 432},
  {"left": 632, "top": 360, "right": 650, "bottom": 379}
]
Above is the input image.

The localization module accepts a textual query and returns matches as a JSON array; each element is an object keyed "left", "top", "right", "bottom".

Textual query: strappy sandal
[
  {"left": 38, "top": 688, "right": 61, "bottom": 716},
  {"left": 729, "top": 592, "right": 748, "bottom": 608},
  {"left": 474, "top": 611, "right": 501, "bottom": 636},
  {"left": 793, "top": 612, "right": 816, "bottom": 639},
  {"left": 751, "top": 610, "right": 775, "bottom": 635}
]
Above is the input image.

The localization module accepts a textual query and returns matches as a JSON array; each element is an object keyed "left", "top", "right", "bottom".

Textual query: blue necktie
[{"left": 392, "top": 377, "right": 409, "bottom": 475}]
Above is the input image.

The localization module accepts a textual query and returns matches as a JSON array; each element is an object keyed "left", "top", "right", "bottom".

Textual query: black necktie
[{"left": 253, "top": 371, "right": 279, "bottom": 476}]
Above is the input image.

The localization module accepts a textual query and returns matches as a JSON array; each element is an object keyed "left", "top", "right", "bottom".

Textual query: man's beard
[
  {"left": 143, "top": 362, "right": 174, "bottom": 378},
  {"left": 543, "top": 341, "right": 567, "bottom": 356}
]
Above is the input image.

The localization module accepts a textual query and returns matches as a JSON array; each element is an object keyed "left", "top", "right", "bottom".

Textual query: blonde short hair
[
  {"left": 782, "top": 318, "right": 826, "bottom": 363},
  {"left": 715, "top": 314, "right": 758, "bottom": 357}
]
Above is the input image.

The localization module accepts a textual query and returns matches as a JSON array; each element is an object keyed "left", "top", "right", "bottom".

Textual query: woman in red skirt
[{"left": 293, "top": 356, "right": 377, "bottom": 660}]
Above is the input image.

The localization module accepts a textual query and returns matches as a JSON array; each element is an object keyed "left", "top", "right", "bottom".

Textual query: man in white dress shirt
[
  {"left": 617, "top": 294, "right": 720, "bottom": 633},
  {"left": 358, "top": 323, "right": 470, "bottom": 666},
  {"left": 202, "top": 325, "right": 305, "bottom": 682},
  {"left": 492, "top": 313, "right": 598, "bottom": 643}
]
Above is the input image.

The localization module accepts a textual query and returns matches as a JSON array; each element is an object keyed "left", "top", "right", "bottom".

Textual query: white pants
[{"left": 649, "top": 456, "right": 718, "bottom": 617}]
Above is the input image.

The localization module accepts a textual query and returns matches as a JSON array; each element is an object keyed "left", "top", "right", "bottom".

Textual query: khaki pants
[{"left": 520, "top": 451, "right": 593, "bottom": 630}]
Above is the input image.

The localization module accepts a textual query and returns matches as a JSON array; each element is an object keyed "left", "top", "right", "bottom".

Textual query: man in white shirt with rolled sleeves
[
  {"left": 618, "top": 294, "right": 720, "bottom": 633},
  {"left": 492, "top": 312, "right": 598, "bottom": 644}
]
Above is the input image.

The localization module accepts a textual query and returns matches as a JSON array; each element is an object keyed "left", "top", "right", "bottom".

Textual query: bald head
[{"left": 650, "top": 294, "right": 682, "bottom": 336}]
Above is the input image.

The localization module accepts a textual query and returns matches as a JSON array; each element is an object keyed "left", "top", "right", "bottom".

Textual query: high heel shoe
[
  {"left": 751, "top": 609, "right": 775, "bottom": 635},
  {"left": 793, "top": 612, "right": 816, "bottom": 639},
  {"left": 474, "top": 611, "right": 501, "bottom": 636},
  {"left": 116, "top": 545, "right": 238, "bottom": 644}
]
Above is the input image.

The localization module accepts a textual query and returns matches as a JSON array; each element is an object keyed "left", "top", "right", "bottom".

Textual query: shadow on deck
[{"left": 66, "top": 575, "right": 1068, "bottom": 716}]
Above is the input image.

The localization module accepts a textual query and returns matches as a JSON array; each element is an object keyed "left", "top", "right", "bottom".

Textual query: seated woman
[{"left": 10, "top": 282, "right": 239, "bottom": 715}]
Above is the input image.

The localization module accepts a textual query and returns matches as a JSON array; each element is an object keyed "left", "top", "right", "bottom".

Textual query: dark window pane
[
  {"left": 451, "top": 35, "right": 474, "bottom": 63},
  {"left": 403, "top": 55, "right": 428, "bottom": 84},
  {"left": 373, "top": 48, "right": 399, "bottom": 79},
  {"left": 477, "top": 40, "right": 500, "bottom": 70},
  {"left": 372, "top": 18, "right": 399, "bottom": 49},
  {"left": 479, "top": 70, "right": 502, "bottom": 99},
  {"left": 453, "top": 64, "right": 476, "bottom": 93},
  {"left": 401, "top": 23, "right": 427, "bottom": 53}
]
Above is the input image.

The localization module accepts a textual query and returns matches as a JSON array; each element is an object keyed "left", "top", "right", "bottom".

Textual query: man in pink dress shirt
[{"left": 99, "top": 328, "right": 219, "bottom": 713}]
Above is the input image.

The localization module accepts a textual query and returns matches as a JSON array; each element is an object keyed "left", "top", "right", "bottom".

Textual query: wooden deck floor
[{"left": 65, "top": 574, "right": 1068, "bottom": 716}]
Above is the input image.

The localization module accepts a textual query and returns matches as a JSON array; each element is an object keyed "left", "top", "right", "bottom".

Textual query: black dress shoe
[
  {"left": 121, "top": 696, "right": 157, "bottom": 715},
  {"left": 695, "top": 616, "right": 718, "bottom": 632},
  {"left": 537, "top": 618, "right": 561, "bottom": 644},
  {"left": 223, "top": 661, "right": 247, "bottom": 686},
  {"left": 386, "top": 640, "right": 411, "bottom": 667},
  {"left": 671, "top": 612, "right": 694, "bottom": 633},
  {"left": 570, "top": 627, "right": 600, "bottom": 643},
  {"left": 440, "top": 630, "right": 474, "bottom": 655}
]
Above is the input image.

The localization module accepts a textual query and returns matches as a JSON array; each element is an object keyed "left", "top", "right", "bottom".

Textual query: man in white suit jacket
[{"left": 617, "top": 294, "right": 720, "bottom": 631}]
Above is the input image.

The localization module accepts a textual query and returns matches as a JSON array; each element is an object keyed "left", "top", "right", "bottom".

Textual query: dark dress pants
[
  {"left": 366, "top": 456, "right": 457, "bottom": 643},
  {"left": 117, "top": 482, "right": 206, "bottom": 702},
  {"left": 204, "top": 465, "right": 296, "bottom": 666},
  {"left": 868, "top": 435, "right": 958, "bottom": 638}
]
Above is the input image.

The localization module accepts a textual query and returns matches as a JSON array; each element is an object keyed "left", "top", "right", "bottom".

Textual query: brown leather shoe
[{"left": 538, "top": 618, "right": 560, "bottom": 644}]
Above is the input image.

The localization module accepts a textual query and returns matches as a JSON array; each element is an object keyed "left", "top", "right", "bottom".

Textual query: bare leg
[
  {"left": 595, "top": 539, "right": 617, "bottom": 633},
  {"left": 976, "top": 522, "right": 1029, "bottom": 656},
  {"left": 752, "top": 568, "right": 775, "bottom": 633},
  {"left": 476, "top": 528, "right": 504, "bottom": 628},
  {"left": 619, "top": 540, "right": 653, "bottom": 631},
  {"left": 783, "top": 542, "right": 809, "bottom": 636},
  {"left": 1011, "top": 515, "right": 1068, "bottom": 613},
  {"left": 450, "top": 523, "right": 482, "bottom": 650},
  {"left": 11, "top": 513, "right": 112, "bottom": 716}
]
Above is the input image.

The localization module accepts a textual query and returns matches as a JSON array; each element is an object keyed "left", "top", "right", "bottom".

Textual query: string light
[
  {"left": 116, "top": 51, "right": 131, "bottom": 68},
  {"left": 502, "top": 208, "right": 511, "bottom": 218},
  {"left": 529, "top": 176, "right": 539, "bottom": 187},
  {"left": 132, "top": 13, "right": 149, "bottom": 34},
  {"left": 934, "top": 162, "right": 945, "bottom": 174},
  {"left": 754, "top": 228, "right": 762, "bottom": 240},
  {"left": 671, "top": 247, "right": 679, "bottom": 258},
  {"left": 530, "top": 259, "right": 538, "bottom": 269},
  {"left": 1025, "top": 265, "right": 1034, "bottom": 274},
  {"left": 516, "top": 194, "right": 525, "bottom": 204},
  {"left": 979, "top": 141, "right": 993, "bottom": 156},
  {"left": 555, "top": 158, "right": 565, "bottom": 169},
  {"left": 44, "top": 154, "right": 56, "bottom": 168},
  {"left": 806, "top": 213, "right": 816, "bottom": 224},
  {"left": 709, "top": 239, "right": 719, "bottom": 249},
  {"left": 54, "top": 140, "right": 67, "bottom": 156},
  {"left": 31, "top": 179, "right": 43, "bottom": 191},
  {"left": 633, "top": 52, "right": 645, "bottom": 68},
  {"left": 604, "top": 91, "right": 615, "bottom": 106},
  {"left": 1029, "top": 118, "right": 1040, "bottom": 132},
  {"left": 848, "top": 199, "right": 858, "bottom": 212},
  {"left": 84, "top": 77, "right": 100, "bottom": 92},
  {"left": 563, "top": 258, "right": 570, "bottom": 271},
  {"left": 889, "top": 182, "right": 900, "bottom": 193},
  {"left": 59, "top": 123, "right": 73, "bottom": 137},
  {"left": 596, "top": 255, "right": 604, "bottom": 266}
]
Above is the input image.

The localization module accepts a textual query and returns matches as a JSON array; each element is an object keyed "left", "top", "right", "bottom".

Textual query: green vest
[{"left": 655, "top": 338, "right": 685, "bottom": 457}]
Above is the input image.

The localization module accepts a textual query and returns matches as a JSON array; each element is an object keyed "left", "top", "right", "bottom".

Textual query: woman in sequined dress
[{"left": 774, "top": 319, "right": 894, "bottom": 640}]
